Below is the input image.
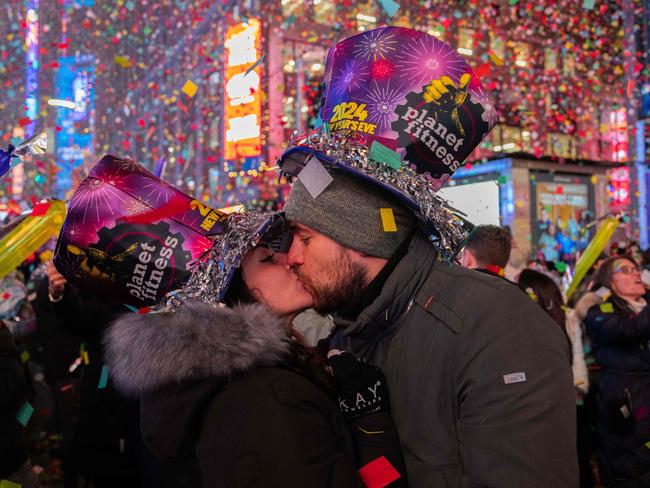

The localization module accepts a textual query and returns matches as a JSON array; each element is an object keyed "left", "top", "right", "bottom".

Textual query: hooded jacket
[
  {"left": 105, "top": 302, "right": 366, "bottom": 488},
  {"left": 330, "top": 233, "right": 578, "bottom": 487},
  {"left": 583, "top": 292, "right": 650, "bottom": 487},
  {"left": 49, "top": 285, "right": 140, "bottom": 481}
]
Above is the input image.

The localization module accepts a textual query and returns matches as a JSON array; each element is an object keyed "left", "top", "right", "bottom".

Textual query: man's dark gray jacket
[{"left": 332, "top": 234, "right": 578, "bottom": 487}]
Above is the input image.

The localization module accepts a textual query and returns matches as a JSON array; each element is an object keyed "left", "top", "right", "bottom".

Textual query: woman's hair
[
  {"left": 590, "top": 255, "right": 639, "bottom": 314},
  {"left": 518, "top": 269, "right": 566, "bottom": 329},
  {"left": 223, "top": 269, "right": 333, "bottom": 394},
  {"left": 223, "top": 269, "right": 255, "bottom": 307}
]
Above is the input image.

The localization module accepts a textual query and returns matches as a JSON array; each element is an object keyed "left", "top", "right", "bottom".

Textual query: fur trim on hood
[
  {"left": 574, "top": 292, "right": 602, "bottom": 321},
  {"left": 104, "top": 301, "right": 291, "bottom": 397}
]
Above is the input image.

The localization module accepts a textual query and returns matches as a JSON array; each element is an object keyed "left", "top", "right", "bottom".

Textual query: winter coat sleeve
[
  {"left": 566, "top": 309, "right": 589, "bottom": 395},
  {"left": 454, "top": 286, "right": 577, "bottom": 487},
  {"left": 0, "top": 326, "right": 26, "bottom": 412},
  {"left": 195, "top": 368, "right": 365, "bottom": 488},
  {"left": 584, "top": 301, "right": 650, "bottom": 347},
  {"left": 50, "top": 285, "right": 121, "bottom": 340}
]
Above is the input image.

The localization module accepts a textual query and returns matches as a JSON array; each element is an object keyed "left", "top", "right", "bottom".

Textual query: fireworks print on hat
[
  {"left": 397, "top": 35, "right": 466, "bottom": 88},
  {"left": 331, "top": 58, "right": 371, "bottom": 97},
  {"left": 352, "top": 29, "right": 398, "bottom": 61},
  {"left": 360, "top": 81, "right": 406, "bottom": 133},
  {"left": 317, "top": 26, "right": 496, "bottom": 184}
]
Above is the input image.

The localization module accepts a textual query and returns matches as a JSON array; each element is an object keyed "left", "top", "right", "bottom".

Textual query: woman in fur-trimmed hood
[{"left": 104, "top": 211, "right": 405, "bottom": 488}]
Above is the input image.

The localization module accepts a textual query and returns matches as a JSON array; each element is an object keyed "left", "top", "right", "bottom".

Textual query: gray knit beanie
[{"left": 284, "top": 170, "right": 416, "bottom": 258}]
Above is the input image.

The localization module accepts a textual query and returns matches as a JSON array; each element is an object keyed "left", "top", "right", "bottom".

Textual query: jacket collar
[{"left": 333, "top": 233, "right": 439, "bottom": 346}]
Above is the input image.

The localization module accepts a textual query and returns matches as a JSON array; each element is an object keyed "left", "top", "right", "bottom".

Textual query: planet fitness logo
[
  {"left": 67, "top": 221, "right": 192, "bottom": 305},
  {"left": 392, "top": 78, "right": 489, "bottom": 178}
]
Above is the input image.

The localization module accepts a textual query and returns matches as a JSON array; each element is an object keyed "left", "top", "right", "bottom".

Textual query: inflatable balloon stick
[
  {"left": 566, "top": 216, "right": 620, "bottom": 300},
  {"left": 0, "top": 199, "right": 66, "bottom": 279}
]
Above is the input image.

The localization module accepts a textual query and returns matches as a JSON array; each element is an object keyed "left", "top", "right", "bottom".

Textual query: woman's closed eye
[{"left": 259, "top": 252, "right": 276, "bottom": 263}]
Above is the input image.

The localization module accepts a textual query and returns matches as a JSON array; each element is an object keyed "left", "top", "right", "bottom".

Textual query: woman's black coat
[
  {"left": 584, "top": 293, "right": 650, "bottom": 487},
  {"left": 106, "top": 301, "right": 373, "bottom": 487}
]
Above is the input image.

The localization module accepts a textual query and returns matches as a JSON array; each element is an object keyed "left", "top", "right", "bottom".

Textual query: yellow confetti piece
[
  {"left": 39, "top": 250, "right": 53, "bottom": 262},
  {"left": 489, "top": 52, "right": 504, "bottom": 66},
  {"left": 380, "top": 208, "right": 397, "bottom": 232},
  {"left": 82, "top": 350, "right": 89, "bottom": 365},
  {"left": 182, "top": 80, "right": 198, "bottom": 98},
  {"left": 645, "top": 440, "right": 650, "bottom": 449},
  {"left": 21, "top": 350, "right": 30, "bottom": 363},
  {"left": 114, "top": 55, "right": 132, "bottom": 68},
  {"left": 591, "top": 175, "right": 598, "bottom": 184},
  {"left": 600, "top": 303, "right": 614, "bottom": 313}
]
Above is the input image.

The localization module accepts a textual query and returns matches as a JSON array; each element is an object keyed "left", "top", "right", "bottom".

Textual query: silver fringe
[
  {"left": 281, "top": 130, "right": 472, "bottom": 261},
  {"left": 165, "top": 211, "right": 279, "bottom": 309}
]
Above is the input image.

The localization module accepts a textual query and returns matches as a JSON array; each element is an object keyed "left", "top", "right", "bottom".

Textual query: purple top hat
[{"left": 278, "top": 26, "right": 497, "bottom": 258}]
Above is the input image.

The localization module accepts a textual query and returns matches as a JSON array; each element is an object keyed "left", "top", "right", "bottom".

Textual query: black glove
[{"left": 328, "top": 351, "right": 390, "bottom": 421}]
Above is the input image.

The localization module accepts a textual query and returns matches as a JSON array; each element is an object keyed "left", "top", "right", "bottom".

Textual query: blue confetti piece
[
  {"left": 16, "top": 401, "right": 34, "bottom": 427},
  {"left": 98, "top": 365, "right": 109, "bottom": 389},
  {"left": 123, "top": 304, "right": 139, "bottom": 313},
  {"left": 378, "top": 0, "right": 400, "bottom": 18},
  {"left": 0, "top": 146, "right": 17, "bottom": 178}
]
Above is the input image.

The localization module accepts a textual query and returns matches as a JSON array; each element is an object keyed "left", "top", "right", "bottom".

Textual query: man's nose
[{"left": 287, "top": 239, "right": 303, "bottom": 267}]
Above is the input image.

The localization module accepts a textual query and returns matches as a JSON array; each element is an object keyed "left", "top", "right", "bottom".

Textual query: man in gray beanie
[
  {"left": 284, "top": 162, "right": 578, "bottom": 486},
  {"left": 285, "top": 171, "right": 416, "bottom": 260},
  {"left": 284, "top": 170, "right": 417, "bottom": 313}
]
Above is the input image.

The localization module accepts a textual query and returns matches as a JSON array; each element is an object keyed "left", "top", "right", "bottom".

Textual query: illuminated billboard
[
  {"left": 531, "top": 172, "right": 595, "bottom": 264},
  {"left": 25, "top": 0, "right": 39, "bottom": 138},
  {"left": 54, "top": 55, "right": 94, "bottom": 198},
  {"left": 224, "top": 19, "right": 263, "bottom": 162}
]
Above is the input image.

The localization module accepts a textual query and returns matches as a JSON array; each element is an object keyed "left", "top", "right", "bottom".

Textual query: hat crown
[{"left": 319, "top": 26, "right": 496, "bottom": 184}]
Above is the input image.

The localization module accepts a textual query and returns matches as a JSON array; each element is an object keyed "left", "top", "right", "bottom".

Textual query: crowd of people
[
  {"left": 2, "top": 25, "right": 650, "bottom": 488},
  {"left": 460, "top": 224, "right": 650, "bottom": 488},
  {"left": 3, "top": 209, "right": 650, "bottom": 488}
]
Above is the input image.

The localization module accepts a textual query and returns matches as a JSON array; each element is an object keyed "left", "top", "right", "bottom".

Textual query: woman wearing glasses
[{"left": 583, "top": 256, "right": 650, "bottom": 487}]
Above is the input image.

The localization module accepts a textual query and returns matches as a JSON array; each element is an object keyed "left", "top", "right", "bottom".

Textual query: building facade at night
[{"left": 1, "top": 0, "right": 648, "bottom": 259}]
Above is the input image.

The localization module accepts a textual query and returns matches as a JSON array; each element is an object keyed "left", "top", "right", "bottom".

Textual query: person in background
[
  {"left": 459, "top": 224, "right": 513, "bottom": 278},
  {"left": 641, "top": 248, "right": 650, "bottom": 272},
  {"left": 1, "top": 318, "right": 41, "bottom": 487},
  {"left": 582, "top": 256, "right": 650, "bottom": 486},
  {"left": 31, "top": 271, "right": 82, "bottom": 471},
  {"left": 517, "top": 269, "right": 592, "bottom": 487},
  {"left": 46, "top": 262, "right": 141, "bottom": 488},
  {"left": 538, "top": 222, "right": 561, "bottom": 263}
]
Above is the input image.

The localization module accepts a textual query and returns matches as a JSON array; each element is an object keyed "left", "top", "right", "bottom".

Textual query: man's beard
[{"left": 296, "top": 249, "right": 370, "bottom": 315}]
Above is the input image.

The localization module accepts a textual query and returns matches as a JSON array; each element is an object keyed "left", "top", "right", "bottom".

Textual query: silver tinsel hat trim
[
  {"left": 166, "top": 211, "right": 281, "bottom": 309},
  {"left": 278, "top": 130, "right": 473, "bottom": 261}
]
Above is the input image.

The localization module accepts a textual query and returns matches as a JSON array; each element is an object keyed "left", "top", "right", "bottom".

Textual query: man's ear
[{"left": 462, "top": 248, "right": 477, "bottom": 269}]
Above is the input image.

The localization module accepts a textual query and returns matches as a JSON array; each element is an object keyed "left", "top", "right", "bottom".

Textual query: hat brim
[
  {"left": 278, "top": 146, "right": 473, "bottom": 241},
  {"left": 279, "top": 146, "right": 422, "bottom": 215},
  {"left": 217, "top": 212, "right": 287, "bottom": 301}
]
